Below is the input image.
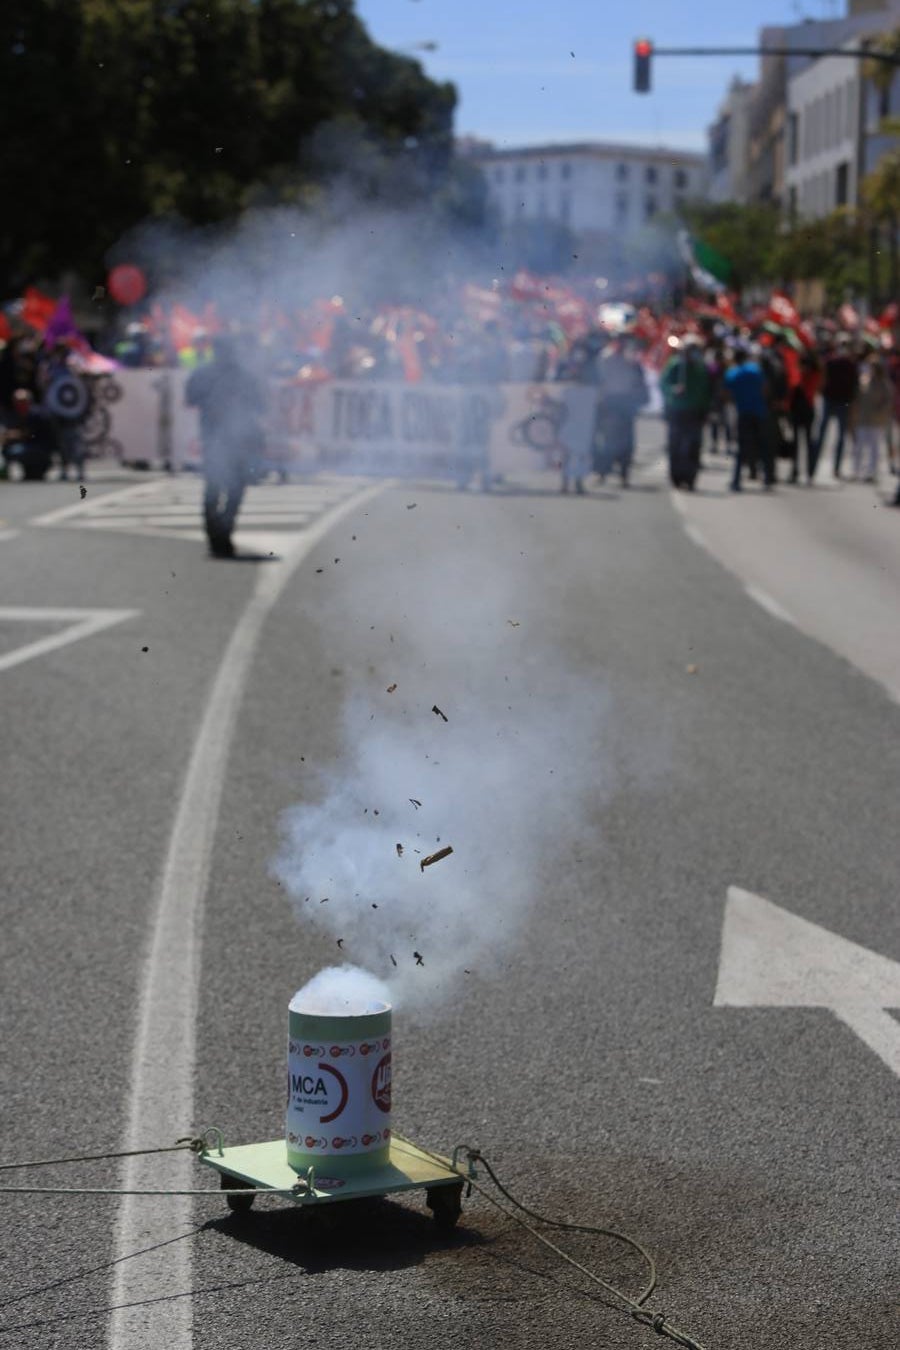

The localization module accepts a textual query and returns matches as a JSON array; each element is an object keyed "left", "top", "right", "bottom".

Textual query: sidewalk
[{"left": 669, "top": 450, "right": 900, "bottom": 706}]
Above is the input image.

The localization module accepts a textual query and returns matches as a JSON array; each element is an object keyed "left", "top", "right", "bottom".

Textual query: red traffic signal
[{"left": 633, "top": 38, "right": 653, "bottom": 93}]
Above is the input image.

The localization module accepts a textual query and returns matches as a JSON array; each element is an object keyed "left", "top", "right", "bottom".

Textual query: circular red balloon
[{"left": 108, "top": 264, "right": 147, "bottom": 306}]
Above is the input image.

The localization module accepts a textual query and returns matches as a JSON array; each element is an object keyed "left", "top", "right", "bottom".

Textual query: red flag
[
  {"left": 0, "top": 312, "right": 12, "bottom": 342},
  {"left": 768, "top": 291, "right": 801, "bottom": 330},
  {"left": 170, "top": 303, "right": 202, "bottom": 351},
  {"left": 716, "top": 293, "right": 740, "bottom": 324},
  {"left": 21, "top": 286, "right": 57, "bottom": 333},
  {"left": 837, "top": 302, "right": 860, "bottom": 331},
  {"left": 878, "top": 302, "right": 898, "bottom": 329}
]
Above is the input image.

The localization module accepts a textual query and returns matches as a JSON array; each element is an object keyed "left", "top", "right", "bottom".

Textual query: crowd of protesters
[
  {"left": 2, "top": 276, "right": 899, "bottom": 507},
  {"left": 657, "top": 324, "right": 900, "bottom": 502}
]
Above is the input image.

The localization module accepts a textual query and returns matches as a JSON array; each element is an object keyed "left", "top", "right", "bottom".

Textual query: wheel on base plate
[
  {"left": 221, "top": 1173, "right": 255, "bottom": 1213},
  {"left": 426, "top": 1182, "right": 463, "bottom": 1233}
]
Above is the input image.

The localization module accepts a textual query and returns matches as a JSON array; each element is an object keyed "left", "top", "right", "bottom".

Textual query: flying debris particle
[
  {"left": 336, "top": 939, "right": 344, "bottom": 949},
  {"left": 420, "top": 845, "right": 453, "bottom": 872},
  {"left": 320, "top": 897, "right": 330, "bottom": 903},
  {"left": 371, "top": 903, "right": 378, "bottom": 909},
  {"left": 686, "top": 664, "right": 699, "bottom": 675},
  {"left": 507, "top": 620, "right": 520, "bottom": 627},
  {"left": 334, "top": 558, "right": 340, "bottom": 564},
  {"left": 432, "top": 704, "right": 448, "bottom": 722},
  {"left": 390, "top": 955, "right": 397, "bottom": 967},
  {"left": 141, "top": 646, "right": 149, "bottom": 653},
  {"left": 315, "top": 568, "right": 323, "bottom": 574},
  {"left": 413, "top": 951, "right": 424, "bottom": 966},
  {"left": 373, "top": 809, "right": 379, "bottom": 816},
  {"left": 92, "top": 286, "right": 105, "bottom": 301},
  {"left": 396, "top": 843, "right": 404, "bottom": 857},
  {"left": 387, "top": 683, "right": 397, "bottom": 693},
  {"left": 409, "top": 798, "right": 422, "bottom": 809},
  {"left": 215, "top": 146, "right": 223, "bottom": 154},
  {"left": 406, "top": 503, "right": 417, "bottom": 510}
]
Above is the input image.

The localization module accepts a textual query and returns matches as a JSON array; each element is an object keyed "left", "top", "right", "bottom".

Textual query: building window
[
  {"left": 616, "top": 162, "right": 629, "bottom": 182},
  {"left": 514, "top": 164, "right": 526, "bottom": 183},
  {"left": 645, "top": 165, "right": 657, "bottom": 184},
  {"left": 560, "top": 161, "right": 572, "bottom": 179},
  {"left": 673, "top": 195, "right": 686, "bottom": 214},
  {"left": 836, "top": 161, "right": 849, "bottom": 207},
  {"left": 788, "top": 112, "right": 799, "bottom": 167},
  {"left": 645, "top": 197, "right": 657, "bottom": 220},
  {"left": 615, "top": 193, "right": 629, "bottom": 224},
  {"left": 674, "top": 168, "right": 687, "bottom": 189}
]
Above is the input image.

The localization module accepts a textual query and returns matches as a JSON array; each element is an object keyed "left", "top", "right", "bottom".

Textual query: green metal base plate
[{"left": 199, "top": 1134, "right": 464, "bottom": 1208}]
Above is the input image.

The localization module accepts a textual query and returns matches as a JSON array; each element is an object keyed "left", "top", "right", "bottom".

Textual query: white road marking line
[
  {"left": 108, "top": 482, "right": 386, "bottom": 1350},
  {"left": 30, "top": 481, "right": 161, "bottom": 527},
  {"left": 0, "top": 606, "right": 139, "bottom": 674},
  {"left": 743, "top": 584, "right": 796, "bottom": 626},
  {"left": 682, "top": 522, "right": 713, "bottom": 555}
]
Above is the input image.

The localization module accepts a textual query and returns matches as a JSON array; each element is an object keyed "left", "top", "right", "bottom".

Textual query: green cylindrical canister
[{"left": 286, "top": 994, "right": 392, "bottom": 1179}]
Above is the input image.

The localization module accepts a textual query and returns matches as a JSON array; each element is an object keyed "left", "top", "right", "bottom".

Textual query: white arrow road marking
[
  {"left": 108, "top": 482, "right": 386, "bottom": 1350},
  {"left": 715, "top": 886, "right": 900, "bottom": 1080},
  {"left": 0, "top": 606, "right": 139, "bottom": 674}
]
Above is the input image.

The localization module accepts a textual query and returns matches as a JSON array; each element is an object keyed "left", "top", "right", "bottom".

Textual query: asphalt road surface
[{"left": 1, "top": 433, "right": 898, "bottom": 1350}]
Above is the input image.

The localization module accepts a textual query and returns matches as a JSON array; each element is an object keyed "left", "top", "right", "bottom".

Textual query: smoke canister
[{"left": 286, "top": 991, "right": 392, "bottom": 1178}]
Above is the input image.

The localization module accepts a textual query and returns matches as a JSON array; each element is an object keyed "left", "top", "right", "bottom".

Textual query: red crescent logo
[{"left": 318, "top": 1062, "right": 349, "bottom": 1124}]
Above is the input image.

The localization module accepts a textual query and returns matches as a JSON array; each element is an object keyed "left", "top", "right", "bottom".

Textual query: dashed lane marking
[{"left": 743, "top": 584, "right": 796, "bottom": 627}]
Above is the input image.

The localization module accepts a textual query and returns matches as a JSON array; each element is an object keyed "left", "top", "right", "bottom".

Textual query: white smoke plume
[
  {"left": 290, "top": 965, "right": 392, "bottom": 1017},
  {"left": 271, "top": 536, "right": 618, "bottom": 1010}
]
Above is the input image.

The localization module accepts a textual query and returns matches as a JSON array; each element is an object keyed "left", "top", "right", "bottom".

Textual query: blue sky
[{"left": 355, "top": 0, "right": 847, "bottom": 150}]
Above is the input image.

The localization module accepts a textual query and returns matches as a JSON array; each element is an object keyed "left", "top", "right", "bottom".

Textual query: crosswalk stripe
[{"left": 32, "top": 474, "right": 374, "bottom": 539}]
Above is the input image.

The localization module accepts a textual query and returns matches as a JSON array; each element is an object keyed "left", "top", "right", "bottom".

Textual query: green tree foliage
[{"left": 0, "top": 0, "right": 464, "bottom": 292}]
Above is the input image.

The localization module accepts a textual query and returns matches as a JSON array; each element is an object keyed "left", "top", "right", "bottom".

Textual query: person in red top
[{"left": 791, "top": 349, "right": 822, "bottom": 483}]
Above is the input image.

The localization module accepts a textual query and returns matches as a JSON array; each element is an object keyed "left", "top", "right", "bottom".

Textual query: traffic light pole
[
  {"left": 649, "top": 46, "right": 900, "bottom": 64},
  {"left": 633, "top": 41, "right": 899, "bottom": 93}
]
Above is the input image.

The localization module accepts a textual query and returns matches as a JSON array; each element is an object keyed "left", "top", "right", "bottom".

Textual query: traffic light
[{"left": 633, "top": 38, "right": 653, "bottom": 93}]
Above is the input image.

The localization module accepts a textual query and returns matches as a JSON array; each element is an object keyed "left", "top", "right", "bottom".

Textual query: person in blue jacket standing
[{"left": 725, "top": 345, "right": 775, "bottom": 492}]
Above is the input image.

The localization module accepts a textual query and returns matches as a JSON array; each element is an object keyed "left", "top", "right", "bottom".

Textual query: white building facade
[
  {"left": 468, "top": 142, "right": 707, "bottom": 236},
  {"left": 784, "top": 43, "right": 863, "bottom": 219}
]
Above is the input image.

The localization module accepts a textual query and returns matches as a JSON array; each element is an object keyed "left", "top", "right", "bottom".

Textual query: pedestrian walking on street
[
  {"left": 791, "top": 349, "right": 822, "bottom": 482},
  {"left": 850, "top": 354, "right": 892, "bottom": 483},
  {"left": 815, "top": 337, "right": 859, "bottom": 479},
  {"left": 660, "top": 336, "right": 711, "bottom": 490},
  {"left": 725, "top": 345, "right": 774, "bottom": 492},
  {"left": 185, "top": 335, "right": 266, "bottom": 558}
]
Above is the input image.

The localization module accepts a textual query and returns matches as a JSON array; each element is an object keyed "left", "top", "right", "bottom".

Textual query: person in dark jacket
[
  {"left": 660, "top": 336, "right": 711, "bottom": 489},
  {"left": 185, "top": 335, "right": 266, "bottom": 558},
  {"left": 815, "top": 338, "right": 858, "bottom": 479}
]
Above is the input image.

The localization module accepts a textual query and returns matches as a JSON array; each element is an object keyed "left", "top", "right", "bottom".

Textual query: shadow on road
[{"left": 204, "top": 1193, "right": 482, "bottom": 1274}]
